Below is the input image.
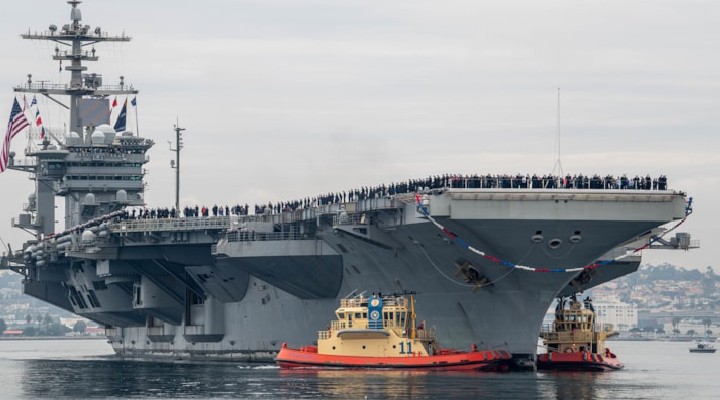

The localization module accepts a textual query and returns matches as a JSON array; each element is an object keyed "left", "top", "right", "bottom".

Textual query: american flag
[{"left": 0, "top": 98, "right": 30, "bottom": 173}]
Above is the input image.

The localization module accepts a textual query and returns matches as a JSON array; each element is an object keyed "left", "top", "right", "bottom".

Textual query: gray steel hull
[{"left": 107, "top": 213, "right": 660, "bottom": 362}]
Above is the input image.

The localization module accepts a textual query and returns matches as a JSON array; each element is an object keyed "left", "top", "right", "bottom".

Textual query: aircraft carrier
[{"left": 0, "top": 2, "right": 695, "bottom": 368}]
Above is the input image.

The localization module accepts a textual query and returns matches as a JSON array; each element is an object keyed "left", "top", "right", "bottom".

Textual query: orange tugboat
[
  {"left": 537, "top": 296, "right": 624, "bottom": 371},
  {"left": 276, "top": 292, "right": 511, "bottom": 370}
]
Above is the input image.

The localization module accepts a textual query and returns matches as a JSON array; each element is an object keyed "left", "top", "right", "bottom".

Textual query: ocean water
[{"left": 0, "top": 339, "right": 717, "bottom": 399}]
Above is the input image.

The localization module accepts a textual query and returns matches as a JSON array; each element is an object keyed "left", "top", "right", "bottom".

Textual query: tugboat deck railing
[
  {"left": 319, "top": 320, "right": 435, "bottom": 341},
  {"left": 540, "top": 331, "right": 596, "bottom": 345},
  {"left": 339, "top": 297, "right": 408, "bottom": 308},
  {"left": 540, "top": 323, "right": 615, "bottom": 333}
]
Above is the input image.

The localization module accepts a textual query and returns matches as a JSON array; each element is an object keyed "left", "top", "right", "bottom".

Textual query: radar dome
[
  {"left": 81, "top": 230, "right": 95, "bottom": 244},
  {"left": 103, "top": 131, "right": 116, "bottom": 144},
  {"left": 116, "top": 190, "right": 128, "bottom": 202},
  {"left": 91, "top": 129, "right": 105, "bottom": 145},
  {"left": 84, "top": 193, "right": 96, "bottom": 205},
  {"left": 67, "top": 131, "right": 82, "bottom": 146},
  {"left": 95, "top": 124, "right": 116, "bottom": 143},
  {"left": 97, "top": 124, "right": 114, "bottom": 134}
]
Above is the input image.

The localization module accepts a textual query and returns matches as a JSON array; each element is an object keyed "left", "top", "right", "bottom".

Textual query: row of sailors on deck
[
  {"left": 556, "top": 295, "right": 595, "bottom": 314},
  {"left": 246, "top": 173, "right": 668, "bottom": 215},
  {"left": 449, "top": 174, "right": 668, "bottom": 190},
  {"left": 182, "top": 205, "right": 251, "bottom": 217},
  {"left": 125, "top": 173, "right": 668, "bottom": 219},
  {"left": 126, "top": 204, "right": 252, "bottom": 219},
  {"left": 254, "top": 173, "right": 667, "bottom": 215},
  {"left": 129, "top": 208, "right": 177, "bottom": 219}
]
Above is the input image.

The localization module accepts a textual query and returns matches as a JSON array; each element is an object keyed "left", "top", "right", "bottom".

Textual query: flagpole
[
  {"left": 134, "top": 98, "right": 140, "bottom": 136},
  {"left": 551, "top": 87, "right": 564, "bottom": 178},
  {"left": 20, "top": 96, "right": 30, "bottom": 150}
]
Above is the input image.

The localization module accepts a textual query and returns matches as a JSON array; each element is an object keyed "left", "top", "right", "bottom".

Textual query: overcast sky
[{"left": 0, "top": 0, "right": 718, "bottom": 270}]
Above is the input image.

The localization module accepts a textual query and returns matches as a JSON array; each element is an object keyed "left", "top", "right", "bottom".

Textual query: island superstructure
[{"left": 0, "top": 1, "right": 694, "bottom": 368}]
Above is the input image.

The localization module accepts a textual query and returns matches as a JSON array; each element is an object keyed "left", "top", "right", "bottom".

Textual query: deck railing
[{"left": 109, "top": 216, "right": 231, "bottom": 233}]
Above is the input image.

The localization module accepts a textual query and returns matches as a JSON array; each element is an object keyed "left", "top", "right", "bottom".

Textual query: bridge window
[{"left": 397, "top": 312, "right": 406, "bottom": 328}]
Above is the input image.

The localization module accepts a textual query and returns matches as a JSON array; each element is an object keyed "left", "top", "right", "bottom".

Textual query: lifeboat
[
  {"left": 537, "top": 296, "right": 624, "bottom": 371},
  {"left": 276, "top": 292, "right": 511, "bottom": 371}
]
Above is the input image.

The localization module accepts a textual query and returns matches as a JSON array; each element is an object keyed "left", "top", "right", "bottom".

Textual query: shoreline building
[{"left": 594, "top": 301, "right": 638, "bottom": 332}]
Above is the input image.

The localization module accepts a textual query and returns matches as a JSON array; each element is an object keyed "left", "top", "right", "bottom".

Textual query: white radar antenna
[{"left": 550, "top": 88, "right": 564, "bottom": 177}]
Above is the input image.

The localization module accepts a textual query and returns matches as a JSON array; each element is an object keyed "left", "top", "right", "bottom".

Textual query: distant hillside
[
  {"left": 629, "top": 263, "right": 716, "bottom": 284},
  {"left": 0, "top": 271, "right": 22, "bottom": 290}
]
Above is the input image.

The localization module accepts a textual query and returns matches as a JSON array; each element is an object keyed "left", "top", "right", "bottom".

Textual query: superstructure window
[{"left": 64, "top": 175, "right": 143, "bottom": 181}]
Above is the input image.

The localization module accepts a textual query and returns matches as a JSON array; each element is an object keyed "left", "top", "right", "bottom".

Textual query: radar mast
[
  {"left": 15, "top": 0, "right": 137, "bottom": 135},
  {"left": 7, "top": 1, "right": 152, "bottom": 237}
]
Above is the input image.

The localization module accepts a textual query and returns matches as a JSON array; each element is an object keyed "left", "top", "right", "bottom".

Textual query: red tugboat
[
  {"left": 537, "top": 296, "right": 624, "bottom": 371},
  {"left": 276, "top": 292, "right": 511, "bottom": 371}
]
